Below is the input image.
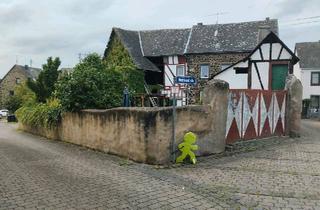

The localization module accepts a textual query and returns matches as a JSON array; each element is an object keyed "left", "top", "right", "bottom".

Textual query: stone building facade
[
  {"left": 186, "top": 52, "right": 249, "bottom": 80},
  {"left": 0, "top": 65, "right": 41, "bottom": 109},
  {"left": 185, "top": 52, "right": 249, "bottom": 103}
]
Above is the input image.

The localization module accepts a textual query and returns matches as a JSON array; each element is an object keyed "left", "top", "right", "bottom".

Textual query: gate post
[
  {"left": 285, "top": 75, "right": 303, "bottom": 137},
  {"left": 202, "top": 79, "right": 229, "bottom": 153}
]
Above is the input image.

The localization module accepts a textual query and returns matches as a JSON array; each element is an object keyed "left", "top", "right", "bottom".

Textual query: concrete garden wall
[{"left": 19, "top": 80, "right": 229, "bottom": 164}]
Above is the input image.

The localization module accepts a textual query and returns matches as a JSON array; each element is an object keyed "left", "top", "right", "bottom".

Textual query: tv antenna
[{"left": 203, "top": 12, "right": 228, "bottom": 24}]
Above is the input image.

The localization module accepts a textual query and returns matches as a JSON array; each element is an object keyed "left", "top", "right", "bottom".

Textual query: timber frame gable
[{"left": 214, "top": 32, "right": 299, "bottom": 90}]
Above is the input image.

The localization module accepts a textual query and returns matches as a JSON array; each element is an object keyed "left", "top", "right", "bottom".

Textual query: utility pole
[{"left": 171, "top": 83, "right": 178, "bottom": 163}]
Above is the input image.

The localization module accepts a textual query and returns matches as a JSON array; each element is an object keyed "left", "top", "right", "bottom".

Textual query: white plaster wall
[
  {"left": 173, "top": 56, "right": 178, "bottom": 64},
  {"left": 271, "top": 43, "right": 282, "bottom": 60},
  {"left": 215, "top": 66, "right": 248, "bottom": 89},
  {"left": 261, "top": 43, "right": 270, "bottom": 60},
  {"left": 300, "top": 69, "right": 320, "bottom": 99},
  {"left": 280, "top": 48, "right": 291, "bottom": 59},
  {"left": 251, "top": 50, "right": 261, "bottom": 60},
  {"left": 293, "top": 63, "right": 301, "bottom": 80},
  {"left": 251, "top": 62, "right": 269, "bottom": 90},
  {"left": 164, "top": 64, "right": 176, "bottom": 86}
]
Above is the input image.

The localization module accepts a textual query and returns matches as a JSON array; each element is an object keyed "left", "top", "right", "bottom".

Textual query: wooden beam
[
  {"left": 277, "top": 46, "right": 284, "bottom": 60},
  {"left": 269, "top": 43, "right": 272, "bottom": 61},
  {"left": 254, "top": 62, "right": 264, "bottom": 90},
  {"left": 248, "top": 60, "right": 252, "bottom": 89},
  {"left": 259, "top": 47, "right": 264, "bottom": 61}
]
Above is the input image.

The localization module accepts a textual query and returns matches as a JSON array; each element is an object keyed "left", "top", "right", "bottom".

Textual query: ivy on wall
[
  {"left": 104, "top": 34, "right": 145, "bottom": 94},
  {"left": 104, "top": 35, "right": 136, "bottom": 68}
]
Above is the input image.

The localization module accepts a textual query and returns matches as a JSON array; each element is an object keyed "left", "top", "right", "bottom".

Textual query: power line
[
  {"left": 281, "top": 15, "right": 320, "bottom": 23},
  {"left": 282, "top": 20, "right": 320, "bottom": 26}
]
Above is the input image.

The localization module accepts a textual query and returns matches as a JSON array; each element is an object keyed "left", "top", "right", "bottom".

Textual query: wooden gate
[{"left": 226, "top": 89, "right": 287, "bottom": 144}]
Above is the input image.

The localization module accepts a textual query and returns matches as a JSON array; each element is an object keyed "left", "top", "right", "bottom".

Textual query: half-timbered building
[
  {"left": 104, "top": 18, "right": 278, "bottom": 106},
  {"left": 213, "top": 32, "right": 299, "bottom": 90}
]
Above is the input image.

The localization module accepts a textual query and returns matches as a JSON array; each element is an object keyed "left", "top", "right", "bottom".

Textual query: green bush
[
  {"left": 16, "top": 98, "right": 62, "bottom": 128},
  {"left": 55, "top": 53, "right": 126, "bottom": 112},
  {"left": 5, "top": 82, "right": 36, "bottom": 113},
  {"left": 115, "top": 66, "right": 145, "bottom": 95}
]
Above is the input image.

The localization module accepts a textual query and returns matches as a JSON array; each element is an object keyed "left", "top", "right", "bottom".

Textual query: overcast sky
[{"left": 0, "top": 0, "right": 319, "bottom": 78}]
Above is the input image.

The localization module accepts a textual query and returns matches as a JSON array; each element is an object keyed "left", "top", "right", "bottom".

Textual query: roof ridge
[
  {"left": 112, "top": 19, "right": 277, "bottom": 33},
  {"left": 193, "top": 19, "right": 278, "bottom": 27}
]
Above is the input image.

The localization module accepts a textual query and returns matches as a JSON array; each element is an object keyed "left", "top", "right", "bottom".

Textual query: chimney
[
  {"left": 266, "top": 17, "right": 270, "bottom": 21},
  {"left": 258, "top": 25, "right": 271, "bottom": 42},
  {"left": 24, "top": 65, "right": 29, "bottom": 70},
  {"left": 197, "top": 22, "right": 203, "bottom": 26}
]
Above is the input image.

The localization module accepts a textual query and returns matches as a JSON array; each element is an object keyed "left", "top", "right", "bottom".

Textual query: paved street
[{"left": 1, "top": 120, "right": 320, "bottom": 209}]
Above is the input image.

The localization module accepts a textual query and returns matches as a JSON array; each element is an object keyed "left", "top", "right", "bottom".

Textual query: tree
[
  {"left": 5, "top": 82, "right": 36, "bottom": 113},
  {"left": 55, "top": 53, "right": 125, "bottom": 112},
  {"left": 27, "top": 57, "right": 61, "bottom": 102}
]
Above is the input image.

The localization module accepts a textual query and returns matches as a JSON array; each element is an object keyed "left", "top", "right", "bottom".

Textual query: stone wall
[
  {"left": 19, "top": 80, "right": 229, "bottom": 165},
  {"left": 0, "top": 66, "right": 29, "bottom": 108},
  {"left": 285, "top": 75, "right": 303, "bottom": 137},
  {"left": 185, "top": 52, "right": 249, "bottom": 103}
]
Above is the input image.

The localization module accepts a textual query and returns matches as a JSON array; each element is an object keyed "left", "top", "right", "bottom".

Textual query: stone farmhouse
[
  {"left": 294, "top": 41, "right": 320, "bottom": 111},
  {"left": 0, "top": 65, "right": 41, "bottom": 109},
  {"left": 104, "top": 18, "right": 278, "bottom": 105}
]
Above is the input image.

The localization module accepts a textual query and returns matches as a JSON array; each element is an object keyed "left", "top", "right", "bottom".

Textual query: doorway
[{"left": 271, "top": 64, "right": 288, "bottom": 90}]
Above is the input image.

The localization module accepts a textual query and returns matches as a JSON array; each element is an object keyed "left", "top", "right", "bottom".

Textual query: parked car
[
  {"left": 0, "top": 109, "right": 9, "bottom": 118},
  {"left": 309, "top": 108, "right": 320, "bottom": 119}
]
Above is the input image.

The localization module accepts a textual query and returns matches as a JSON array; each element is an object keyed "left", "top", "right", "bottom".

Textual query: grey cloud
[
  {"left": 0, "top": 2, "right": 31, "bottom": 26},
  {"left": 0, "top": 0, "right": 319, "bottom": 78}
]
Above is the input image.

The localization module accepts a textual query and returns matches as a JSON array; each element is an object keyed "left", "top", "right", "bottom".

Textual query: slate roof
[
  {"left": 140, "top": 28, "right": 191, "bottom": 56},
  {"left": 16, "top": 65, "right": 41, "bottom": 79},
  {"left": 111, "top": 28, "right": 160, "bottom": 72},
  {"left": 186, "top": 19, "right": 278, "bottom": 54},
  {"left": 295, "top": 41, "right": 320, "bottom": 69},
  {"left": 106, "top": 18, "right": 278, "bottom": 71}
]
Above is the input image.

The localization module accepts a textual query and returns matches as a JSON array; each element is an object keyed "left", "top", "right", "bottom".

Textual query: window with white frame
[
  {"left": 176, "top": 65, "right": 185, "bottom": 76},
  {"left": 311, "top": 72, "right": 320, "bottom": 86},
  {"left": 200, "top": 64, "right": 209, "bottom": 79}
]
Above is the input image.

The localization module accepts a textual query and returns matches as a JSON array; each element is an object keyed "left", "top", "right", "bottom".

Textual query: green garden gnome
[{"left": 176, "top": 132, "right": 199, "bottom": 164}]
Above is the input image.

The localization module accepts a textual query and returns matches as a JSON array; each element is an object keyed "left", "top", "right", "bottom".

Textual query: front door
[{"left": 271, "top": 64, "right": 288, "bottom": 90}]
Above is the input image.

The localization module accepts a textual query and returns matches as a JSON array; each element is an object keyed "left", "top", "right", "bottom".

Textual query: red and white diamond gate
[{"left": 226, "top": 89, "right": 287, "bottom": 144}]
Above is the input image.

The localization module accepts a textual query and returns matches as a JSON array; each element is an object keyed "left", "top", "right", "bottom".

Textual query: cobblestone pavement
[{"left": 0, "top": 120, "right": 320, "bottom": 209}]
